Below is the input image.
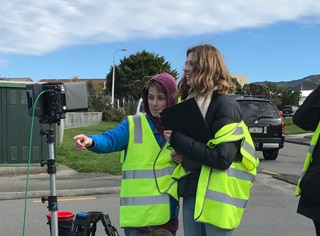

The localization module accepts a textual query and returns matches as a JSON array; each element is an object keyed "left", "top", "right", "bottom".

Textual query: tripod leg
[
  {"left": 42, "top": 127, "right": 59, "bottom": 236},
  {"left": 100, "top": 213, "right": 119, "bottom": 236},
  {"left": 90, "top": 221, "right": 98, "bottom": 236}
]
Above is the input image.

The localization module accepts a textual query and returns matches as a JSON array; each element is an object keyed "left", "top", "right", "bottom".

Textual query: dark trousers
[{"left": 314, "top": 220, "right": 320, "bottom": 236}]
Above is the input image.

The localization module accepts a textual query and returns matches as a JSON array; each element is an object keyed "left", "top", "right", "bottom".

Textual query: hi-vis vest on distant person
[
  {"left": 171, "top": 120, "right": 259, "bottom": 229},
  {"left": 295, "top": 122, "right": 320, "bottom": 196},
  {"left": 119, "top": 114, "right": 177, "bottom": 227}
]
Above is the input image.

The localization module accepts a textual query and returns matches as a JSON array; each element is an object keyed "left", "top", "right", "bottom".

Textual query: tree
[
  {"left": 105, "top": 50, "right": 179, "bottom": 100},
  {"left": 86, "top": 80, "right": 94, "bottom": 94},
  {"left": 280, "top": 89, "right": 300, "bottom": 108},
  {"left": 231, "top": 77, "right": 242, "bottom": 93},
  {"left": 241, "top": 82, "right": 300, "bottom": 109},
  {"left": 71, "top": 75, "right": 79, "bottom": 81},
  {"left": 242, "top": 83, "right": 270, "bottom": 96}
]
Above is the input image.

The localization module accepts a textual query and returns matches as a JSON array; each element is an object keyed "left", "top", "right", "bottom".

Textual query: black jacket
[
  {"left": 294, "top": 84, "right": 320, "bottom": 221},
  {"left": 170, "top": 91, "right": 242, "bottom": 197}
]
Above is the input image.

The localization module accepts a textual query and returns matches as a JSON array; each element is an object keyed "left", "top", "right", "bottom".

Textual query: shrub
[
  {"left": 103, "top": 106, "right": 126, "bottom": 122},
  {"left": 283, "top": 116, "right": 294, "bottom": 126}
]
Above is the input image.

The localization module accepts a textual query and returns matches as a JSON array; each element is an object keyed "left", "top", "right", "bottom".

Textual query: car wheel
[{"left": 263, "top": 149, "right": 279, "bottom": 160}]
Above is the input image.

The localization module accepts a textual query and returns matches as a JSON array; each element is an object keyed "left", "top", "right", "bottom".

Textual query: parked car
[
  {"left": 135, "top": 98, "right": 144, "bottom": 115},
  {"left": 232, "top": 95, "right": 285, "bottom": 160},
  {"left": 282, "top": 105, "right": 299, "bottom": 117}
]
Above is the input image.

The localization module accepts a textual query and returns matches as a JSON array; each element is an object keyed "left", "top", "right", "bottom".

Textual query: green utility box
[{"left": 0, "top": 81, "right": 51, "bottom": 164}]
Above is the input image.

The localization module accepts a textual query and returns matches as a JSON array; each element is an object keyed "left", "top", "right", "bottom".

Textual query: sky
[{"left": 1, "top": 0, "right": 320, "bottom": 83}]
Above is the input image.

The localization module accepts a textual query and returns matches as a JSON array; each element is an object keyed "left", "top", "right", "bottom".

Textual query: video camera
[{"left": 26, "top": 82, "right": 88, "bottom": 124}]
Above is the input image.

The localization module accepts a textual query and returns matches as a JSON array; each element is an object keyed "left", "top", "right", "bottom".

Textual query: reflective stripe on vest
[
  {"left": 195, "top": 121, "right": 258, "bottom": 229},
  {"left": 207, "top": 121, "right": 259, "bottom": 170},
  {"left": 119, "top": 114, "right": 176, "bottom": 227},
  {"left": 122, "top": 167, "right": 176, "bottom": 179},
  {"left": 121, "top": 195, "right": 169, "bottom": 206},
  {"left": 295, "top": 122, "right": 320, "bottom": 196}
]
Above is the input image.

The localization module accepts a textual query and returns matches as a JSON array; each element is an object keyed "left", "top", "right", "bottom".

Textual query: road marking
[
  {"left": 261, "top": 169, "right": 280, "bottom": 175},
  {"left": 33, "top": 197, "right": 97, "bottom": 203}
]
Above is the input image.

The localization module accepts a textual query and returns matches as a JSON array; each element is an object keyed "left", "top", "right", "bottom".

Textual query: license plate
[{"left": 249, "top": 127, "right": 264, "bottom": 133}]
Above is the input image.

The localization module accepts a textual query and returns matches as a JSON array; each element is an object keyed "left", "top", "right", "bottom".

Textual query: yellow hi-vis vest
[
  {"left": 194, "top": 121, "right": 259, "bottom": 229},
  {"left": 119, "top": 114, "right": 177, "bottom": 227},
  {"left": 295, "top": 122, "right": 320, "bottom": 196}
]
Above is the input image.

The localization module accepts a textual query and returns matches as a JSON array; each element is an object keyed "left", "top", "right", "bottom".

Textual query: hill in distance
[{"left": 257, "top": 74, "right": 320, "bottom": 90}]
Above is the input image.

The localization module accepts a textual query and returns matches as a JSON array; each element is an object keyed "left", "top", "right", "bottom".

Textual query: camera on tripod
[
  {"left": 26, "top": 82, "right": 88, "bottom": 124},
  {"left": 25, "top": 81, "right": 90, "bottom": 236}
]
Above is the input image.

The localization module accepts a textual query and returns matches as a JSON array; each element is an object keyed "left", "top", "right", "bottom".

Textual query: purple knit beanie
[{"left": 141, "top": 72, "right": 178, "bottom": 136}]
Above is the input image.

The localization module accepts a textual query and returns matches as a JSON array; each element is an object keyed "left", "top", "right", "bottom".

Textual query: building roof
[
  {"left": 0, "top": 77, "right": 33, "bottom": 82},
  {"left": 38, "top": 78, "right": 105, "bottom": 83}
]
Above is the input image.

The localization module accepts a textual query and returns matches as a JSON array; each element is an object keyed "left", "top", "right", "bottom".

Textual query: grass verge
[
  {"left": 284, "top": 124, "right": 308, "bottom": 135},
  {"left": 283, "top": 116, "right": 311, "bottom": 135},
  {"left": 56, "top": 119, "right": 311, "bottom": 175},
  {"left": 56, "top": 121, "right": 121, "bottom": 175}
]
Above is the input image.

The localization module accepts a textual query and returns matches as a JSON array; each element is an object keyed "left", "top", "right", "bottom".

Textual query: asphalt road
[
  {"left": 0, "top": 134, "right": 315, "bottom": 235},
  {"left": 0, "top": 173, "right": 315, "bottom": 236}
]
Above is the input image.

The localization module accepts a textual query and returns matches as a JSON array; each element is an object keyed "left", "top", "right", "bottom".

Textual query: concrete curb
[
  {"left": 285, "top": 139, "right": 310, "bottom": 146},
  {"left": 0, "top": 166, "right": 46, "bottom": 177},
  {"left": 0, "top": 187, "right": 121, "bottom": 201}
]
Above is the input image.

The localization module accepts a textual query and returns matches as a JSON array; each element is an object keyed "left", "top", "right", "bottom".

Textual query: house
[
  {"left": 230, "top": 73, "right": 249, "bottom": 87},
  {"left": 299, "top": 90, "right": 313, "bottom": 105}
]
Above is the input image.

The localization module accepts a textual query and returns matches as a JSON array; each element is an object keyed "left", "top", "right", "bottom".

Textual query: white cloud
[{"left": 0, "top": 0, "right": 319, "bottom": 55}]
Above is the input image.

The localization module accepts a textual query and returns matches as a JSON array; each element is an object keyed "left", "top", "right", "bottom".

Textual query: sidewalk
[
  {"left": 0, "top": 133, "right": 312, "bottom": 201},
  {"left": 0, "top": 163, "right": 120, "bottom": 200},
  {"left": 284, "top": 133, "right": 312, "bottom": 146}
]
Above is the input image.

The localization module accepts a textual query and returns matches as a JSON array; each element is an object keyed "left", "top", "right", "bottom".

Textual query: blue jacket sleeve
[{"left": 88, "top": 119, "right": 129, "bottom": 154}]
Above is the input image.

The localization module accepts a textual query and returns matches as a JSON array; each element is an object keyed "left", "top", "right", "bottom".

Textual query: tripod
[
  {"left": 70, "top": 211, "right": 119, "bottom": 236},
  {"left": 40, "top": 123, "right": 59, "bottom": 236},
  {"left": 26, "top": 81, "right": 88, "bottom": 236}
]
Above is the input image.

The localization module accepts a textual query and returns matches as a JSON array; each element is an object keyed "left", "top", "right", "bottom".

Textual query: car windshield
[
  {"left": 239, "top": 101, "right": 279, "bottom": 119},
  {"left": 283, "top": 107, "right": 295, "bottom": 111}
]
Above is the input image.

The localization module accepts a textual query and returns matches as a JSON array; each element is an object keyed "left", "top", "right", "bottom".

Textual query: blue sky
[{"left": 1, "top": 0, "right": 320, "bottom": 83}]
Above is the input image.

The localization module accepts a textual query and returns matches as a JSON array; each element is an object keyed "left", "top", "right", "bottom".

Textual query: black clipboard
[
  {"left": 160, "top": 98, "right": 211, "bottom": 143},
  {"left": 160, "top": 98, "right": 212, "bottom": 171}
]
